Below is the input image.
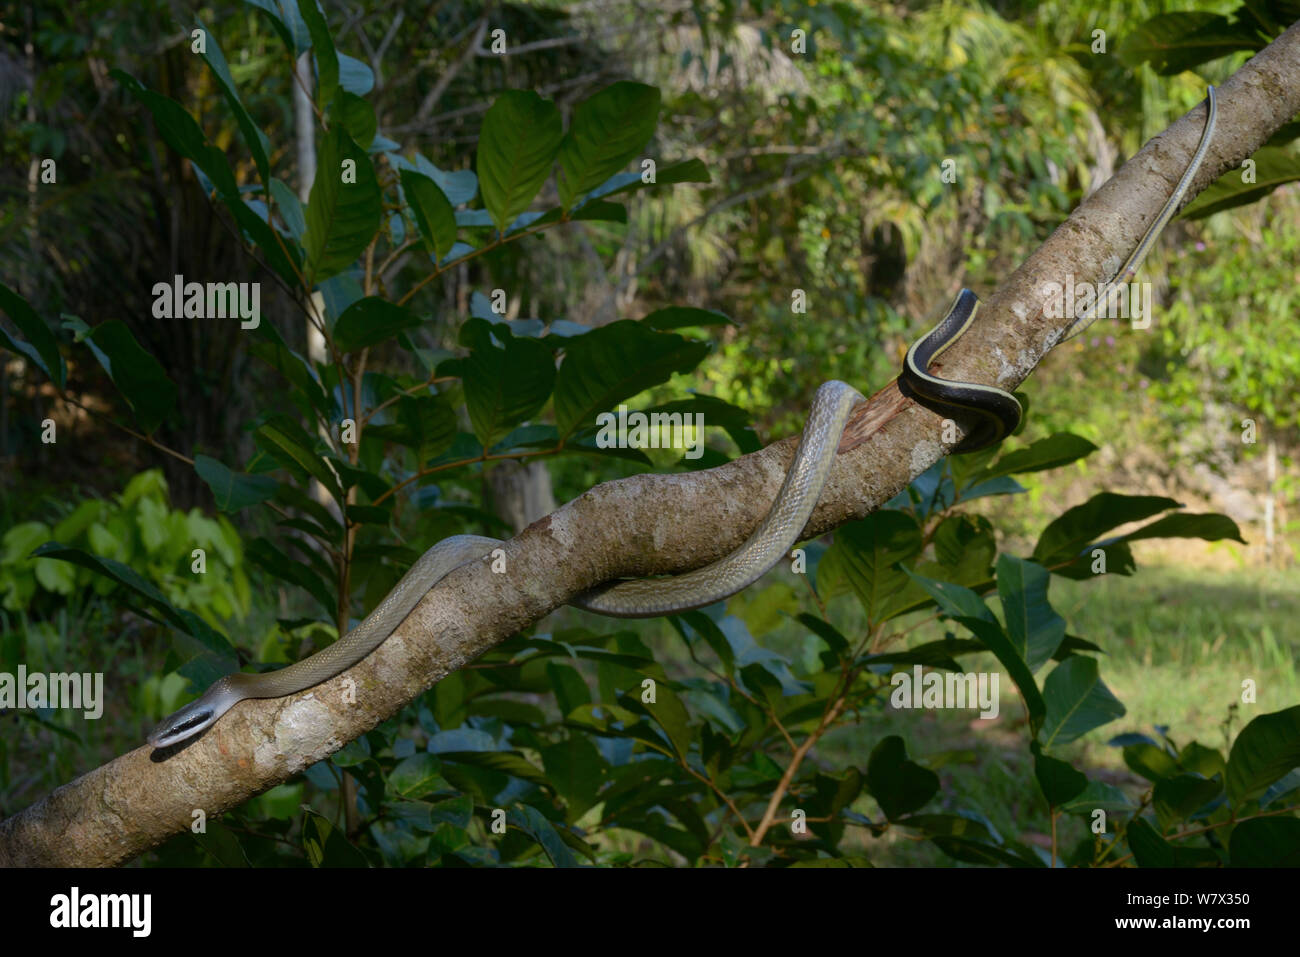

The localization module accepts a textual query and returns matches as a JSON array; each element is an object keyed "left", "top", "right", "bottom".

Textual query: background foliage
[{"left": 1, "top": 0, "right": 1297, "bottom": 866}]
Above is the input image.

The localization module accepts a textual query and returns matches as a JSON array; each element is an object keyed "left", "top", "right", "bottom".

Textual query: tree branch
[{"left": 3, "top": 26, "right": 1298, "bottom": 866}]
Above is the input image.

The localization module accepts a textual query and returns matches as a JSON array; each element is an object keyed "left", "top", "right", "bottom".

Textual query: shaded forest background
[{"left": 1, "top": 0, "right": 1297, "bottom": 867}]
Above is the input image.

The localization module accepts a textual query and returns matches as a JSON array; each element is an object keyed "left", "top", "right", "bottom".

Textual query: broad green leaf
[
  {"left": 438, "top": 318, "right": 555, "bottom": 448},
  {"left": 333, "top": 89, "right": 376, "bottom": 148},
  {"left": 332, "top": 296, "right": 421, "bottom": 352},
  {"left": 1153, "top": 773, "right": 1222, "bottom": 829},
  {"left": 982, "top": 433, "right": 1096, "bottom": 479},
  {"left": 553, "top": 320, "right": 708, "bottom": 437},
  {"left": 1059, "top": 780, "right": 1139, "bottom": 816},
  {"left": 30, "top": 542, "right": 237, "bottom": 660},
  {"left": 867, "top": 736, "right": 939, "bottom": 820},
  {"left": 296, "top": 0, "right": 338, "bottom": 103},
  {"left": 194, "top": 454, "right": 278, "bottom": 511},
  {"left": 64, "top": 317, "right": 177, "bottom": 434},
  {"left": 477, "top": 90, "right": 563, "bottom": 232},
  {"left": 303, "top": 125, "right": 381, "bottom": 286},
  {"left": 958, "top": 615, "right": 1046, "bottom": 733},
  {"left": 247, "top": 536, "right": 335, "bottom": 615},
  {"left": 196, "top": 19, "right": 271, "bottom": 185},
  {"left": 270, "top": 178, "right": 306, "bottom": 239},
  {"left": 1184, "top": 146, "right": 1300, "bottom": 219},
  {"left": 1033, "top": 749, "right": 1088, "bottom": 806},
  {"left": 337, "top": 53, "right": 374, "bottom": 96},
  {"left": 1033, "top": 493, "right": 1180, "bottom": 565},
  {"left": 1118, "top": 512, "right": 1245, "bottom": 546},
  {"left": 1226, "top": 706, "right": 1300, "bottom": 805},
  {"left": 256, "top": 423, "right": 343, "bottom": 501},
  {"left": 400, "top": 169, "right": 457, "bottom": 259},
  {"left": 902, "top": 568, "right": 994, "bottom": 623},
  {"left": 367, "top": 393, "right": 456, "bottom": 465},
  {"left": 557, "top": 82, "right": 661, "bottom": 209},
  {"left": 389, "top": 753, "right": 445, "bottom": 799},
  {"left": 996, "top": 554, "right": 1066, "bottom": 673},
  {"left": 0, "top": 282, "right": 65, "bottom": 388},
  {"left": 541, "top": 736, "right": 606, "bottom": 819},
  {"left": 1039, "top": 656, "right": 1126, "bottom": 750},
  {"left": 817, "top": 512, "right": 923, "bottom": 620},
  {"left": 246, "top": 0, "right": 310, "bottom": 54},
  {"left": 582, "top": 157, "right": 711, "bottom": 202},
  {"left": 1229, "top": 817, "right": 1300, "bottom": 866},
  {"left": 1123, "top": 742, "right": 1179, "bottom": 783},
  {"left": 1118, "top": 12, "right": 1260, "bottom": 75}
]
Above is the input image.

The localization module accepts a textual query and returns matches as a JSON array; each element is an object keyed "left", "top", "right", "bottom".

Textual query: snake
[
  {"left": 899, "top": 86, "right": 1216, "bottom": 452},
  {"left": 147, "top": 87, "right": 1216, "bottom": 749}
]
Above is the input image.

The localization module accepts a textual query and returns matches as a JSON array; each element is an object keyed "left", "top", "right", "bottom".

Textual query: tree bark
[{"left": 2, "top": 25, "right": 1298, "bottom": 866}]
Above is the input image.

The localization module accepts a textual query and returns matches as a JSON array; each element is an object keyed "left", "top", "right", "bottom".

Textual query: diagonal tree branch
[{"left": 3, "top": 23, "right": 1298, "bottom": 867}]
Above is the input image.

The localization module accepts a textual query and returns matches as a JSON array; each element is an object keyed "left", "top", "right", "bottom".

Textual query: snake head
[{"left": 147, "top": 700, "right": 220, "bottom": 748}]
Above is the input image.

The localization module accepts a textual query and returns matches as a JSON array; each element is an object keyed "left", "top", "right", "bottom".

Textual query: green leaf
[
  {"left": 1117, "top": 512, "right": 1246, "bottom": 546},
  {"left": 553, "top": 320, "right": 708, "bottom": 437},
  {"left": 957, "top": 615, "right": 1046, "bottom": 733},
  {"left": 1153, "top": 773, "right": 1222, "bottom": 829},
  {"left": 866, "top": 735, "right": 939, "bottom": 820},
  {"left": 582, "top": 157, "right": 711, "bottom": 202},
  {"left": 333, "top": 296, "right": 421, "bottom": 352},
  {"left": 296, "top": 0, "right": 338, "bottom": 103},
  {"left": 817, "top": 512, "right": 923, "bottom": 620},
  {"left": 1184, "top": 146, "right": 1300, "bottom": 219},
  {"left": 1039, "top": 656, "right": 1126, "bottom": 750},
  {"left": 389, "top": 753, "right": 445, "bottom": 799},
  {"left": 1033, "top": 493, "right": 1181, "bottom": 566},
  {"left": 303, "top": 125, "right": 381, "bottom": 286},
  {"left": 439, "top": 318, "right": 555, "bottom": 448},
  {"left": 1226, "top": 706, "right": 1300, "bottom": 805},
  {"left": 246, "top": 0, "right": 310, "bottom": 54},
  {"left": 337, "top": 53, "right": 373, "bottom": 96},
  {"left": 64, "top": 317, "right": 177, "bottom": 433},
  {"left": 196, "top": 19, "right": 271, "bottom": 185},
  {"left": 112, "top": 70, "right": 301, "bottom": 285},
  {"left": 1229, "top": 817, "right": 1300, "bottom": 867},
  {"left": 983, "top": 433, "right": 1096, "bottom": 479},
  {"left": 557, "top": 82, "right": 661, "bottom": 209},
  {"left": 400, "top": 169, "right": 458, "bottom": 260},
  {"left": 1033, "top": 748, "right": 1088, "bottom": 806},
  {"left": 333, "top": 89, "right": 376, "bottom": 148},
  {"left": 477, "top": 90, "right": 563, "bottom": 232},
  {"left": 195, "top": 454, "right": 278, "bottom": 511},
  {"left": 247, "top": 536, "right": 335, "bottom": 615},
  {"left": 902, "top": 568, "right": 995, "bottom": 623},
  {"left": 541, "top": 736, "right": 605, "bottom": 819},
  {"left": 1058, "top": 780, "right": 1140, "bottom": 816},
  {"left": 256, "top": 423, "right": 343, "bottom": 501},
  {"left": 0, "top": 282, "right": 65, "bottom": 388},
  {"left": 996, "top": 554, "right": 1066, "bottom": 673},
  {"left": 1123, "top": 742, "right": 1179, "bottom": 783},
  {"left": 30, "top": 543, "right": 237, "bottom": 660},
  {"left": 270, "top": 178, "right": 306, "bottom": 239},
  {"left": 368, "top": 393, "right": 456, "bottom": 465},
  {"left": 1118, "top": 12, "right": 1261, "bottom": 75},
  {"left": 507, "top": 806, "right": 581, "bottom": 867}
]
